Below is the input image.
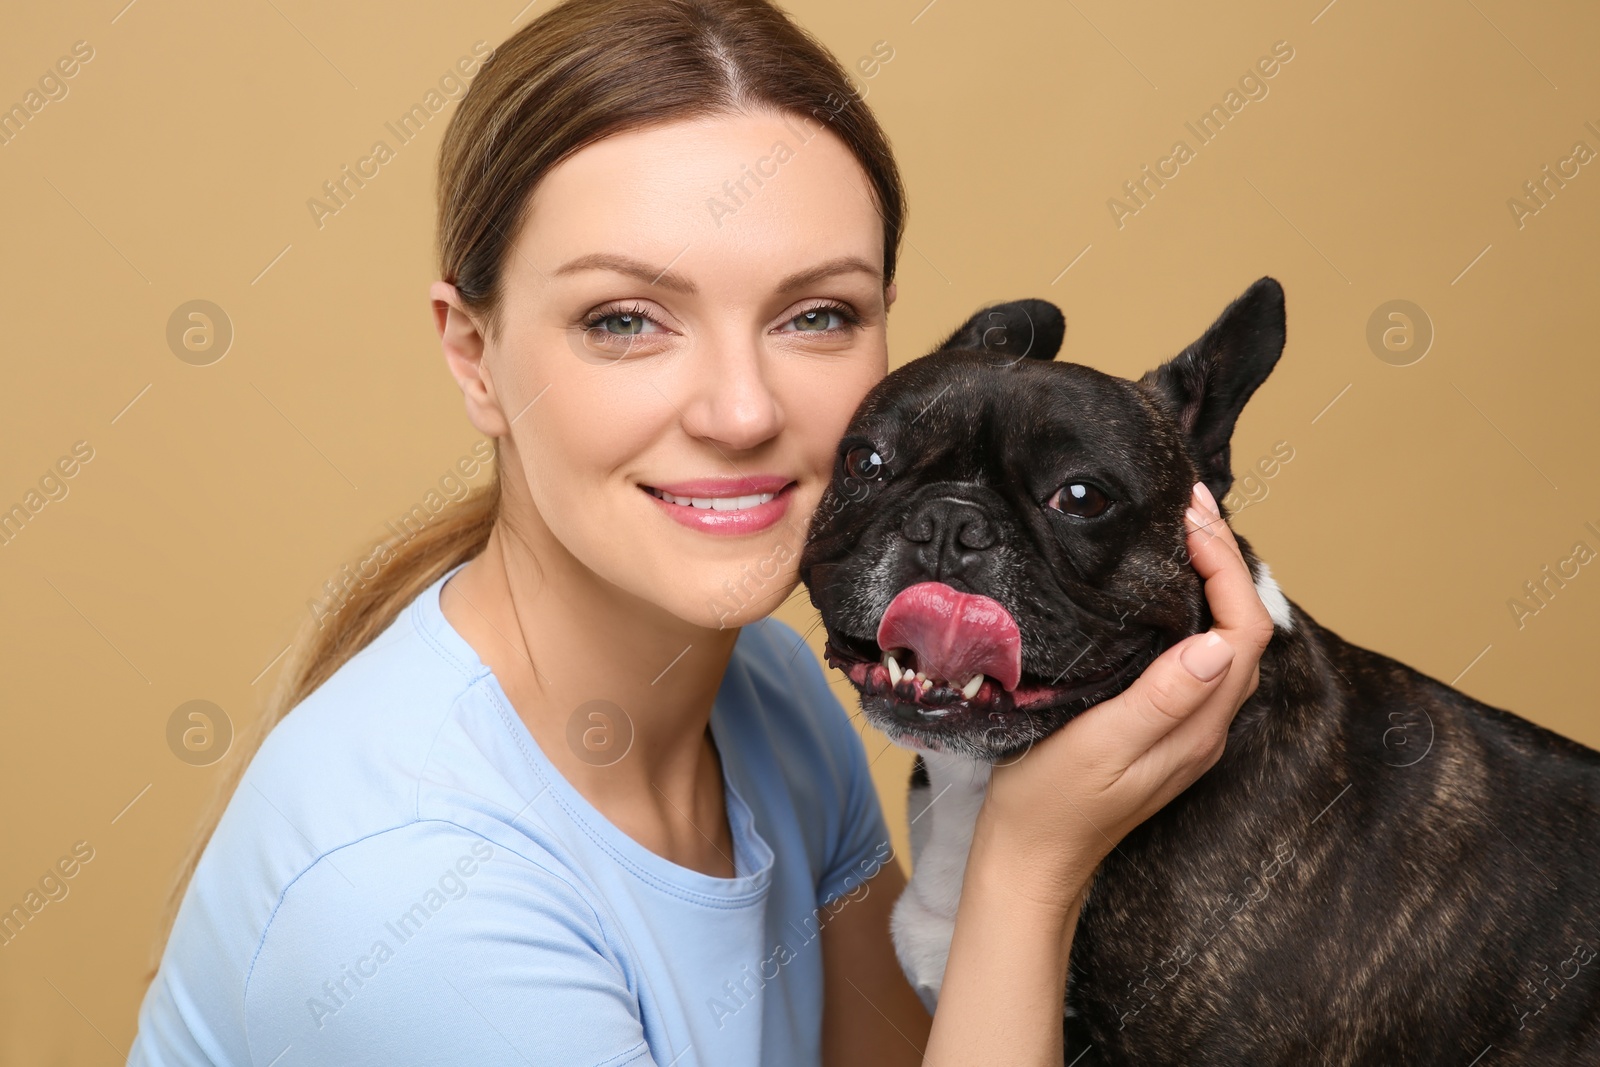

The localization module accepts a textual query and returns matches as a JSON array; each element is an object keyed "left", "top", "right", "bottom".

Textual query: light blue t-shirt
[{"left": 128, "top": 561, "right": 895, "bottom": 1066}]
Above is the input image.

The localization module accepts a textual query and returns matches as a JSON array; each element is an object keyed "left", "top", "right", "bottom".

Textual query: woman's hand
[
  {"left": 923, "top": 480, "right": 1275, "bottom": 1066},
  {"left": 979, "top": 479, "right": 1277, "bottom": 903}
]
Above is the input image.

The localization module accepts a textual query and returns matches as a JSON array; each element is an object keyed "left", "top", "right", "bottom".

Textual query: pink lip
[
  {"left": 648, "top": 475, "right": 792, "bottom": 497},
  {"left": 642, "top": 476, "right": 796, "bottom": 536}
]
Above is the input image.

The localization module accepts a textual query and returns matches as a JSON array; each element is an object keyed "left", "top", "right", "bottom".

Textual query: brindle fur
[
  {"left": 1059, "top": 557, "right": 1600, "bottom": 1065},
  {"left": 801, "top": 278, "right": 1600, "bottom": 1065}
]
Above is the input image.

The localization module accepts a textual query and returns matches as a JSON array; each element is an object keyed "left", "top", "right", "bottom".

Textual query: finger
[
  {"left": 1129, "top": 557, "right": 1272, "bottom": 785},
  {"left": 1065, "top": 629, "right": 1235, "bottom": 767},
  {"left": 1138, "top": 657, "right": 1245, "bottom": 782},
  {"left": 1107, "top": 642, "right": 1254, "bottom": 813},
  {"left": 1184, "top": 484, "right": 1275, "bottom": 649},
  {"left": 1052, "top": 485, "right": 1268, "bottom": 776}
]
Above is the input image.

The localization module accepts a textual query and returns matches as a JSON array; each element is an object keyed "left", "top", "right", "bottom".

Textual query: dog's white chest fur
[
  {"left": 892, "top": 750, "right": 990, "bottom": 1013},
  {"left": 889, "top": 558, "right": 1293, "bottom": 1012}
]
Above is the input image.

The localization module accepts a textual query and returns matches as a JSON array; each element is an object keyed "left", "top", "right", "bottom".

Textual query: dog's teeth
[
  {"left": 914, "top": 671, "right": 926, "bottom": 684},
  {"left": 920, "top": 678, "right": 932, "bottom": 691},
  {"left": 961, "top": 675, "right": 983, "bottom": 700},
  {"left": 885, "top": 653, "right": 902, "bottom": 684}
]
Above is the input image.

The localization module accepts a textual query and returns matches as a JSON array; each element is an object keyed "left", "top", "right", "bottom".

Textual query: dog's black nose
[{"left": 901, "top": 496, "right": 996, "bottom": 582}]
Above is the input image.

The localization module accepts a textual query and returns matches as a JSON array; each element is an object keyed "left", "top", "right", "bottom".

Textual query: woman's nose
[{"left": 676, "top": 335, "right": 785, "bottom": 452}]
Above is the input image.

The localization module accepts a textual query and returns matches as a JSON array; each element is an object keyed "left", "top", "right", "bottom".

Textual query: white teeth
[
  {"left": 655, "top": 489, "right": 776, "bottom": 510},
  {"left": 878, "top": 652, "right": 983, "bottom": 701}
]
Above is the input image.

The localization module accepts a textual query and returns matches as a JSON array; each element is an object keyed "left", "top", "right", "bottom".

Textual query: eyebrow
[{"left": 549, "top": 252, "right": 882, "bottom": 295}]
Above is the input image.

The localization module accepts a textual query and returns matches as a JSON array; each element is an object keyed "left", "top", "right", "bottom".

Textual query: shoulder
[
  {"left": 245, "top": 820, "right": 613, "bottom": 985},
  {"left": 262, "top": 591, "right": 489, "bottom": 780},
  {"left": 172, "top": 595, "right": 507, "bottom": 994},
  {"left": 242, "top": 820, "right": 650, "bottom": 1065},
  {"left": 226, "top": 601, "right": 488, "bottom": 855}
]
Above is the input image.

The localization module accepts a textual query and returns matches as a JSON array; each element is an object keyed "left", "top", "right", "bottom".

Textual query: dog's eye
[
  {"left": 844, "top": 445, "right": 886, "bottom": 481},
  {"left": 1048, "top": 482, "right": 1110, "bottom": 518}
]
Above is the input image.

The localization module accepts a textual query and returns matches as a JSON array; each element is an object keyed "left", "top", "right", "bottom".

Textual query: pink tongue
[{"left": 876, "top": 582, "right": 1023, "bottom": 692}]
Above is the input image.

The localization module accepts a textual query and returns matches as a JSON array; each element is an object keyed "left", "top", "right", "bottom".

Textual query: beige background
[{"left": 3, "top": 0, "right": 1597, "bottom": 1060}]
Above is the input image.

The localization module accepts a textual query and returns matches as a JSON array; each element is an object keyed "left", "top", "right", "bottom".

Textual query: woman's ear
[
  {"left": 430, "top": 281, "right": 510, "bottom": 438},
  {"left": 885, "top": 281, "right": 898, "bottom": 309}
]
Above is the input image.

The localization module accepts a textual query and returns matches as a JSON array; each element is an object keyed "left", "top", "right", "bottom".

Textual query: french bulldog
[{"left": 799, "top": 277, "right": 1600, "bottom": 1065}]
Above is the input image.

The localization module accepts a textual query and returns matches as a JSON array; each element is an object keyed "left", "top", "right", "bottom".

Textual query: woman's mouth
[
  {"left": 647, "top": 488, "right": 778, "bottom": 510},
  {"left": 642, "top": 475, "right": 796, "bottom": 535}
]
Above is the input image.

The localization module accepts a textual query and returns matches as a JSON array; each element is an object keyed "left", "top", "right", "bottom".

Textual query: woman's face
[{"left": 435, "top": 110, "right": 894, "bottom": 630}]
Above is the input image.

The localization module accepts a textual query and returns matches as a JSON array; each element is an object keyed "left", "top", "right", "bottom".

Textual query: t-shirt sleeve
[
  {"left": 243, "top": 821, "right": 656, "bottom": 1067},
  {"left": 765, "top": 620, "right": 897, "bottom": 908}
]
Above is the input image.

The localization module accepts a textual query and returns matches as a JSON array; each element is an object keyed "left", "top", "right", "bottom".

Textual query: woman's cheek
[{"left": 512, "top": 409, "right": 595, "bottom": 524}]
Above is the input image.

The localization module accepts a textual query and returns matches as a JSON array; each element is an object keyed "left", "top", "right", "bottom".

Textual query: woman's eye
[
  {"left": 591, "top": 311, "right": 660, "bottom": 336},
  {"left": 784, "top": 307, "right": 848, "bottom": 333},
  {"left": 1048, "top": 482, "right": 1110, "bottom": 518}
]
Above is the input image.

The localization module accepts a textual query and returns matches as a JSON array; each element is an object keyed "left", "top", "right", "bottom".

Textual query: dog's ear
[
  {"left": 1136, "top": 276, "right": 1286, "bottom": 507},
  {"left": 937, "top": 298, "right": 1064, "bottom": 362}
]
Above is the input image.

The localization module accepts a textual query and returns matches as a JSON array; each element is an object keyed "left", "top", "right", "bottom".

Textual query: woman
[{"left": 129, "top": 0, "right": 1271, "bottom": 1063}]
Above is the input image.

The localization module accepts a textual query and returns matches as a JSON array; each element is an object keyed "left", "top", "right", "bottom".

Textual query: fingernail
[
  {"left": 1185, "top": 505, "right": 1215, "bottom": 539},
  {"left": 1180, "top": 631, "right": 1233, "bottom": 681},
  {"left": 1193, "top": 481, "right": 1220, "bottom": 519}
]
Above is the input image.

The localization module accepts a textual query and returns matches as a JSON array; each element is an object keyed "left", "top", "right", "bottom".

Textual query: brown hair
[{"left": 148, "top": 0, "right": 906, "bottom": 976}]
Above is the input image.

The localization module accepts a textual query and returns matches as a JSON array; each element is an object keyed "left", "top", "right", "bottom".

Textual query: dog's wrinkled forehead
[
  {"left": 818, "top": 277, "right": 1287, "bottom": 528},
  {"left": 846, "top": 352, "right": 1178, "bottom": 499}
]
